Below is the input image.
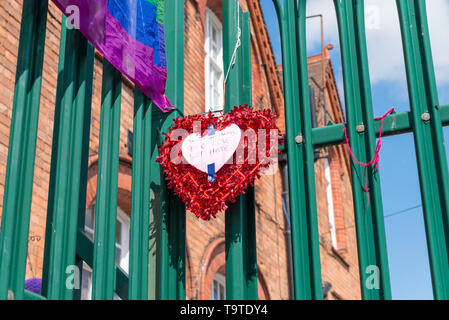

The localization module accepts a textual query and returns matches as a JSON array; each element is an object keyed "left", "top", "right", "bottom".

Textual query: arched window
[
  {"left": 211, "top": 273, "right": 226, "bottom": 300},
  {"left": 81, "top": 204, "right": 130, "bottom": 300},
  {"left": 199, "top": 238, "right": 270, "bottom": 300},
  {"left": 204, "top": 7, "right": 224, "bottom": 112}
]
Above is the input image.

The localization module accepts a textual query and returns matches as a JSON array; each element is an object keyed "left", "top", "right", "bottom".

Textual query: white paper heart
[{"left": 181, "top": 124, "right": 242, "bottom": 174}]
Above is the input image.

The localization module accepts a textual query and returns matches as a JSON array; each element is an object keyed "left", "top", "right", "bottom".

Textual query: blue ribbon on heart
[{"left": 207, "top": 125, "right": 216, "bottom": 182}]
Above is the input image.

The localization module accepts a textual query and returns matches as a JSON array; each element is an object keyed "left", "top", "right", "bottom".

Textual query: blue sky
[{"left": 261, "top": 0, "right": 449, "bottom": 300}]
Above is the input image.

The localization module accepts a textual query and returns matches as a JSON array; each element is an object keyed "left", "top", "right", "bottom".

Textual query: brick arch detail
[
  {"left": 193, "top": 0, "right": 207, "bottom": 26},
  {"left": 198, "top": 237, "right": 269, "bottom": 300},
  {"left": 198, "top": 237, "right": 226, "bottom": 300},
  {"left": 86, "top": 155, "right": 133, "bottom": 214},
  {"left": 193, "top": 0, "right": 245, "bottom": 28}
]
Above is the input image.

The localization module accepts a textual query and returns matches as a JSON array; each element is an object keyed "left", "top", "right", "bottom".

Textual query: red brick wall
[
  {"left": 308, "top": 52, "right": 361, "bottom": 300},
  {"left": 0, "top": 1, "right": 63, "bottom": 278}
]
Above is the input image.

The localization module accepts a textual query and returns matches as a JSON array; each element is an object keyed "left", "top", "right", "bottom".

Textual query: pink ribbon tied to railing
[{"left": 344, "top": 108, "right": 395, "bottom": 201}]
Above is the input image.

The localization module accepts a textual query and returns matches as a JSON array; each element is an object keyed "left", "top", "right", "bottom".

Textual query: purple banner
[{"left": 52, "top": 0, "right": 173, "bottom": 112}]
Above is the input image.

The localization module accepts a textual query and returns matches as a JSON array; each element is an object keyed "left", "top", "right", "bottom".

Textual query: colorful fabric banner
[{"left": 52, "top": 0, "right": 173, "bottom": 112}]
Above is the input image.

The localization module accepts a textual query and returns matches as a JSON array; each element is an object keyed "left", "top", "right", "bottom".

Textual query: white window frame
[
  {"left": 81, "top": 261, "right": 93, "bottom": 300},
  {"left": 324, "top": 158, "right": 338, "bottom": 249},
  {"left": 204, "top": 7, "right": 224, "bottom": 113},
  {"left": 115, "top": 207, "right": 130, "bottom": 274},
  {"left": 81, "top": 205, "right": 130, "bottom": 300},
  {"left": 85, "top": 204, "right": 95, "bottom": 242},
  {"left": 211, "top": 273, "right": 226, "bottom": 300}
]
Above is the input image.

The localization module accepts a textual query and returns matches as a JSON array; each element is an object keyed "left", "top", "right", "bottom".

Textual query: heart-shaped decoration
[
  {"left": 157, "top": 105, "right": 283, "bottom": 220},
  {"left": 182, "top": 124, "right": 242, "bottom": 174}
]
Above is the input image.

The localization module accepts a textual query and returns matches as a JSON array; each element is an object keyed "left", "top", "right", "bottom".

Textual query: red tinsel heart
[{"left": 156, "top": 105, "right": 284, "bottom": 220}]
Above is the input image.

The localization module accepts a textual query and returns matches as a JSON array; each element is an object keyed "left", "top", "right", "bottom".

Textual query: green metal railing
[
  {"left": 1, "top": 0, "right": 449, "bottom": 301},
  {"left": 156, "top": 0, "right": 186, "bottom": 299},
  {"left": 223, "top": 2, "right": 258, "bottom": 300},
  {"left": 0, "top": 0, "right": 49, "bottom": 300},
  {"left": 0, "top": 0, "right": 186, "bottom": 301},
  {"left": 41, "top": 16, "right": 94, "bottom": 300},
  {"left": 91, "top": 60, "right": 122, "bottom": 300},
  {"left": 273, "top": 0, "right": 449, "bottom": 300},
  {"left": 334, "top": 0, "right": 391, "bottom": 300},
  {"left": 273, "top": 0, "right": 323, "bottom": 300}
]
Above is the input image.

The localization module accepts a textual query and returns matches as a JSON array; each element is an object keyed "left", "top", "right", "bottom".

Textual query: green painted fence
[
  {"left": 0, "top": 0, "right": 448, "bottom": 301},
  {"left": 273, "top": 0, "right": 449, "bottom": 300}
]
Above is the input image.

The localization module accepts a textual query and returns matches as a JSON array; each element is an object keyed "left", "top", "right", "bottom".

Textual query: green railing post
[
  {"left": 91, "top": 60, "right": 122, "bottom": 300},
  {"left": 151, "top": 102, "right": 186, "bottom": 301},
  {"left": 272, "top": 0, "right": 322, "bottom": 300},
  {"left": 128, "top": 90, "right": 152, "bottom": 300},
  {"left": 152, "top": 0, "right": 186, "bottom": 300},
  {"left": 73, "top": 50, "right": 94, "bottom": 299},
  {"left": 333, "top": 0, "right": 391, "bottom": 300},
  {"left": 41, "top": 18, "right": 94, "bottom": 300},
  {"left": 396, "top": 0, "right": 449, "bottom": 299},
  {"left": 223, "top": 0, "right": 258, "bottom": 300},
  {"left": 165, "top": 194, "right": 186, "bottom": 300},
  {"left": 0, "top": 0, "right": 48, "bottom": 300},
  {"left": 165, "top": 0, "right": 186, "bottom": 300}
]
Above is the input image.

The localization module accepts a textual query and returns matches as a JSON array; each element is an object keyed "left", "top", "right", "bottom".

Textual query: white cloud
[
  {"left": 427, "top": 0, "right": 449, "bottom": 87},
  {"left": 305, "top": 0, "right": 449, "bottom": 90},
  {"left": 306, "top": 0, "right": 339, "bottom": 55},
  {"left": 364, "top": 0, "right": 406, "bottom": 84}
]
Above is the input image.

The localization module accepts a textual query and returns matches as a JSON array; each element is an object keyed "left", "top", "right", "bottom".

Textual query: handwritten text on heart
[{"left": 181, "top": 124, "right": 242, "bottom": 174}]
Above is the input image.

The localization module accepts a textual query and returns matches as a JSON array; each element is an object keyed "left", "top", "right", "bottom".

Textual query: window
[
  {"left": 115, "top": 207, "right": 130, "bottom": 274},
  {"left": 81, "top": 204, "right": 130, "bottom": 300},
  {"left": 204, "top": 8, "right": 224, "bottom": 113},
  {"left": 324, "top": 158, "right": 338, "bottom": 249},
  {"left": 81, "top": 205, "right": 95, "bottom": 300},
  {"left": 211, "top": 273, "right": 226, "bottom": 300},
  {"left": 84, "top": 204, "right": 95, "bottom": 242},
  {"left": 81, "top": 261, "right": 93, "bottom": 300}
]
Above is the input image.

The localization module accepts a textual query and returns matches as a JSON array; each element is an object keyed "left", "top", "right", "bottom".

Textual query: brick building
[
  {"left": 0, "top": 0, "right": 360, "bottom": 299},
  {"left": 307, "top": 46, "right": 361, "bottom": 300}
]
